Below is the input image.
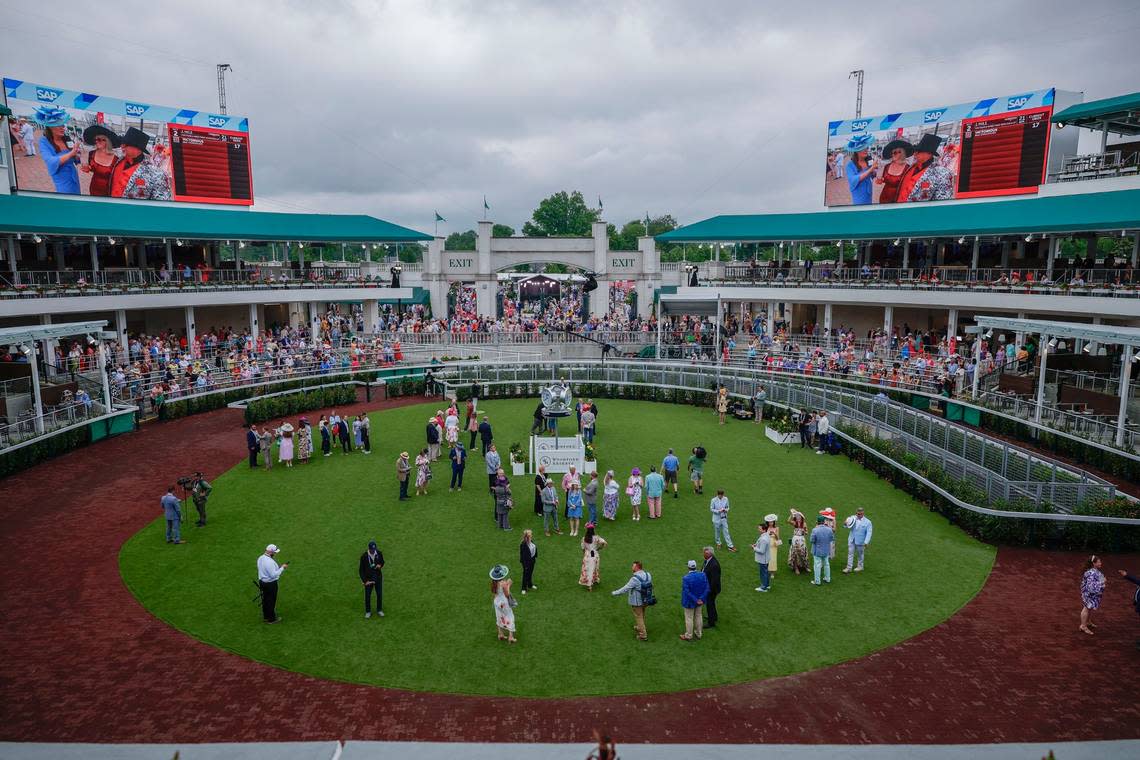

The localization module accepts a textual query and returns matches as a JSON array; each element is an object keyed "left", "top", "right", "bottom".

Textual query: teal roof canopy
[
  {"left": 1052, "top": 92, "right": 1140, "bottom": 135},
  {"left": 0, "top": 195, "right": 432, "bottom": 243},
  {"left": 656, "top": 189, "right": 1140, "bottom": 243}
]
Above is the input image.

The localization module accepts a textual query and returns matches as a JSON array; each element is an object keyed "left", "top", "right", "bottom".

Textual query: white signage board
[{"left": 531, "top": 435, "right": 585, "bottom": 474}]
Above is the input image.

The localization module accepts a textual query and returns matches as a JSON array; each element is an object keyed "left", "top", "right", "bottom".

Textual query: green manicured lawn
[{"left": 119, "top": 398, "right": 994, "bottom": 697}]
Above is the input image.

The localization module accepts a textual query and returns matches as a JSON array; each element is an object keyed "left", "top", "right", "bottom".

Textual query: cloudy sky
[{"left": 3, "top": 0, "right": 1138, "bottom": 233}]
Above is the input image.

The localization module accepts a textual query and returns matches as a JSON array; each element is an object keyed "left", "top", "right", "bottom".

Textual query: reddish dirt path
[{"left": 2, "top": 392, "right": 1138, "bottom": 745}]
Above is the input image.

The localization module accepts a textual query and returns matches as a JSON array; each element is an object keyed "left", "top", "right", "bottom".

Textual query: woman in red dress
[
  {"left": 876, "top": 139, "right": 913, "bottom": 204},
  {"left": 79, "top": 125, "right": 120, "bottom": 197}
]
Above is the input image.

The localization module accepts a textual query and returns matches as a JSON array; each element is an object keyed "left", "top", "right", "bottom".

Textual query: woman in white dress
[
  {"left": 578, "top": 523, "right": 608, "bottom": 590},
  {"left": 445, "top": 407, "right": 459, "bottom": 447},
  {"left": 277, "top": 422, "right": 295, "bottom": 467},
  {"left": 626, "top": 468, "right": 644, "bottom": 521},
  {"left": 490, "top": 565, "right": 517, "bottom": 643}
]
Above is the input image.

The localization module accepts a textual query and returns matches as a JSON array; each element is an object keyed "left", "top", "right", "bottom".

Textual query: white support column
[
  {"left": 714, "top": 295, "right": 723, "bottom": 366},
  {"left": 883, "top": 305, "right": 894, "bottom": 337},
  {"left": 823, "top": 303, "right": 833, "bottom": 344},
  {"left": 655, "top": 311, "right": 662, "bottom": 359},
  {"left": 767, "top": 301, "right": 779, "bottom": 333},
  {"left": 1015, "top": 312, "right": 1026, "bottom": 350},
  {"left": 135, "top": 242, "right": 147, "bottom": 271},
  {"left": 1088, "top": 316, "right": 1102, "bottom": 355},
  {"left": 89, "top": 240, "right": 99, "bottom": 273},
  {"left": 901, "top": 241, "right": 910, "bottom": 271},
  {"left": 97, "top": 340, "right": 112, "bottom": 412},
  {"left": 363, "top": 299, "right": 380, "bottom": 335},
  {"left": 309, "top": 301, "right": 323, "bottom": 335},
  {"left": 6, "top": 236, "right": 17, "bottom": 277},
  {"left": 165, "top": 241, "right": 173, "bottom": 271},
  {"left": 947, "top": 309, "right": 959, "bottom": 340},
  {"left": 28, "top": 339, "right": 44, "bottom": 434},
  {"left": 971, "top": 332, "right": 984, "bottom": 399},
  {"left": 248, "top": 303, "right": 259, "bottom": 340},
  {"left": 1045, "top": 236, "right": 1057, "bottom": 279},
  {"left": 1132, "top": 233, "right": 1139, "bottom": 269},
  {"left": 115, "top": 309, "right": 128, "bottom": 357},
  {"left": 184, "top": 306, "right": 196, "bottom": 355},
  {"left": 970, "top": 238, "right": 980, "bottom": 270},
  {"left": 1034, "top": 334, "right": 1049, "bottom": 424},
  {"left": 1000, "top": 241, "right": 1010, "bottom": 268},
  {"left": 39, "top": 314, "right": 59, "bottom": 378},
  {"left": 1116, "top": 348, "right": 1134, "bottom": 447}
]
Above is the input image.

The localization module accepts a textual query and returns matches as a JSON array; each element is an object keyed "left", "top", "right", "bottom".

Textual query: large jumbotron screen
[
  {"left": 3, "top": 77, "right": 253, "bottom": 205},
  {"left": 824, "top": 88, "right": 1054, "bottom": 207}
]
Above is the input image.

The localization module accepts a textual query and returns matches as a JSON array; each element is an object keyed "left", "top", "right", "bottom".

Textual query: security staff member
[
  {"left": 191, "top": 472, "right": 212, "bottom": 527},
  {"left": 257, "top": 544, "right": 288, "bottom": 623}
]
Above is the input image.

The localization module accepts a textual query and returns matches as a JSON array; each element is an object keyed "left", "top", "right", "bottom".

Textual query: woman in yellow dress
[{"left": 764, "top": 513, "right": 782, "bottom": 577}]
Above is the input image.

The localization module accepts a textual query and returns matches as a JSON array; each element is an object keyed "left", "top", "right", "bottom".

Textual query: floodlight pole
[
  {"left": 849, "top": 70, "right": 865, "bottom": 118},
  {"left": 217, "top": 64, "right": 233, "bottom": 114}
]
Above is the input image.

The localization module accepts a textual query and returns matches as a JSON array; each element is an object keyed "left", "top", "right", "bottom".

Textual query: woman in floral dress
[
  {"left": 578, "top": 524, "right": 607, "bottom": 590},
  {"left": 415, "top": 448, "right": 431, "bottom": 495},
  {"left": 490, "top": 567, "right": 517, "bottom": 643},
  {"left": 602, "top": 470, "right": 620, "bottom": 520},
  {"left": 1080, "top": 555, "right": 1106, "bottom": 635},
  {"left": 296, "top": 418, "right": 313, "bottom": 464},
  {"left": 626, "top": 468, "right": 644, "bottom": 521},
  {"left": 786, "top": 509, "right": 809, "bottom": 574}
]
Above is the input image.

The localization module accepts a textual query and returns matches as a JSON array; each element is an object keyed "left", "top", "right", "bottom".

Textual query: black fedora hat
[
  {"left": 881, "top": 138, "right": 913, "bottom": 159},
  {"left": 120, "top": 126, "right": 151, "bottom": 154},
  {"left": 914, "top": 133, "right": 943, "bottom": 155},
  {"left": 83, "top": 124, "right": 121, "bottom": 148}
]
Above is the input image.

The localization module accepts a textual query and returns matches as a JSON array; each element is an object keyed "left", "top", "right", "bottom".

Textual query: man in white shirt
[
  {"left": 257, "top": 544, "right": 288, "bottom": 623},
  {"left": 816, "top": 410, "right": 831, "bottom": 454},
  {"left": 709, "top": 490, "right": 737, "bottom": 552}
]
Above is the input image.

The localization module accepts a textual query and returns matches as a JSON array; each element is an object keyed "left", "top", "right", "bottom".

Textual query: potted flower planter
[
  {"left": 583, "top": 459, "right": 597, "bottom": 474},
  {"left": 511, "top": 458, "right": 526, "bottom": 476},
  {"left": 765, "top": 426, "right": 798, "bottom": 445}
]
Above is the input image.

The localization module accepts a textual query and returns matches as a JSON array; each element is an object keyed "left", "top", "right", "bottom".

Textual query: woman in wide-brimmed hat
[
  {"left": 877, "top": 138, "right": 913, "bottom": 204},
  {"left": 490, "top": 565, "right": 517, "bottom": 643},
  {"left": 277, "top": 422, "right": 295, "bottom": 467},
  {"left": 32, "top": 106, "right": 81, "bottom": 194},
  {"left": 843, "top": 132, "right": 878, "bottom": 205},
  {"left": 79, "top": 124, "right": 120, "bottom": 197},
  {"left": 786, "top": 509, "right": 809, "bottom": 574}
]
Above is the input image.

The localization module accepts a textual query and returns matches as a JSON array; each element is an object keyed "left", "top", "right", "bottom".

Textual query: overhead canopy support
[{"left": 1051, "top": 91, "right": 1140, "bottom": 136}]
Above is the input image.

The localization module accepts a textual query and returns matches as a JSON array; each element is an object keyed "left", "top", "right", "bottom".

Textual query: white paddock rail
[{"left": 431, "top": 358, "right": 1140, "bottom": 526}]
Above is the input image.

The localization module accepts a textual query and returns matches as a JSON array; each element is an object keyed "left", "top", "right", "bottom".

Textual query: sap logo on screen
[
  {"left": 207, "top": 115, "right": 227, "bottom": 127},
  {"left": 124, "top": 102, "right": 148, "bottom": 117},
  {"left": 923, "top": 109, "right": 947, "bottom": 123},
  {"left": 849, "top": 119, "right": 871, "bottom": 132},
  {"left": 1006, "top": 94, "right": 1032, "bottom": 110},
  {"left": 35, "top": 87, "right": 63, "bottom": 103}
]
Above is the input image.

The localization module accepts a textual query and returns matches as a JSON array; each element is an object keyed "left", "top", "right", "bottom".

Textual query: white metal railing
[
  {"left": 0, "top": 267, "right": 392, "bottom": 296},
  {"left": 0, "top": 400, "right": 109, "bottom": 449},
  {"left": 429, "top": 358, "right": 1138, "bottom": 523}
]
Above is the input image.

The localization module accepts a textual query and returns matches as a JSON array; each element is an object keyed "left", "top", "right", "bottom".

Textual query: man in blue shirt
[
  {"left": 680, "top": 559, "right": 709, "bottom": 641},
  {"left": 843, "top": 508, "right": 873, "bottom": 574},
  {"left": 810, "top": 515, "right": 834, "bottom": 585},
  {"left": 661, "top": 449, "right": 680, "bottom": 499},
  {"left": 160, "top": 486, "right": 183, "bottom": 544}
]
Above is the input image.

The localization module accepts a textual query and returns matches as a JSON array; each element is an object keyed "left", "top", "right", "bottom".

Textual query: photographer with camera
[{"left": 190, "top": 472, "right": 212, "bottom": 527}]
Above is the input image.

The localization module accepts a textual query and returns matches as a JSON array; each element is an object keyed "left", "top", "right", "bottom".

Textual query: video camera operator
[{"left": 190, "top": 471, "right": 213, "bottom": 527}]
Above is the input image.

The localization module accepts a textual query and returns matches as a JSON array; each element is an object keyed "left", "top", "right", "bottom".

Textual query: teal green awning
[
  {"left": 656, "top": 189, "right": 1140, "bottom": 243},
  {"left": 0, "top": 194, "right": 432, "bottom": 243},
  {"left": 0, "top": 105, "right": 12, "bottom": 118},
  {"left": 1052, "top": 92, "right": 1140, "bottom": 135}
]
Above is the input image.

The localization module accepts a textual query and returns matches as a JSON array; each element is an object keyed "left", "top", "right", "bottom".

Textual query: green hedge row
[
  {"left": 243, "top": 385, "right": 358, "bottom": 425},
  {"left": 0, "top": 426, "right": 92, "bottom": 479},
  {"left": 840, "top": 422, "right": 1140, "bottom": 553}
]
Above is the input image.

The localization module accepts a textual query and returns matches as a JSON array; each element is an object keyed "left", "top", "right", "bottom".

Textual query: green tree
[
  {"left": 445, "top": 230, "right": 477, "bottom": 251},
  {"left": 492, "top": 224, "right": 515, "bottom": 238},
  {"left": 522, "top": 191, "right": 599, "bottom": 237},
  {"left": 609, "top": 214, "right": 679, "bottom": 251}
]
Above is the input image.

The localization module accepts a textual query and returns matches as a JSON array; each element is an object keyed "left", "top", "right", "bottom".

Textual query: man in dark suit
[
  {"left": 358, "top": 540, "right": 385, "bottom": 618},
  {"left": 478, "top": 416, "right": 493, "bottom": 456},
  {"left": 449, "top": 441, "right": 467, "bottom": 491},
  {"left": 246, "top": 424, "right": 260, "bottom": 468},
  {"left": 702, "top": 546, "right": 722, "bottom": 628}
]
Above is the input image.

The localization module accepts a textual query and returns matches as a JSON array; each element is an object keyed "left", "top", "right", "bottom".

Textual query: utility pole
[
  {"left": 848, "top": 69, "right": 864, "bottom": 118},
  {"left": 217, "top": 64, "right": 233, "bottom": 114}
]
